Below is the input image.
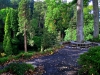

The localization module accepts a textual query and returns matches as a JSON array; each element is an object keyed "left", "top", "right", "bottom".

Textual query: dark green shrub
[
  {"left": 41, "top": 28, "right": 57, "bottom": 50},
  {"left": 15, "top": 52, "right": 33, "bottom": 59},
  {"left": 33, "top": 36, "right": 41, "bottom": 50},
  {"left": 89, "top": 37, "right": 100, "bottom": 42},
  {"left": 12, "top": 38, "right": 19, "bottom": 55},
  {"left": 0, "top": 42, "right": 3, "bottom": 53},
  {"left": 0, "top": 52, "right": 33, "bottom": 64},
  {"left": 78, "top": 46, "right": 100, "bottom": 75},
  {"left": 0, "top": 57, "right": 9, "bottom": 64},
  {"left": 0, "top": 62, "right": 34, "bottom": 75}
]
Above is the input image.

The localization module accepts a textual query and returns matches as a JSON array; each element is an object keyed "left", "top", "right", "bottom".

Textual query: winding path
[{"left": 26, "top": 46, "right": 88, "bottom": 75}]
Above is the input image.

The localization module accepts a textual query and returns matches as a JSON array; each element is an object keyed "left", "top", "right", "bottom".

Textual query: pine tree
[{"left": 18, "top": 0, "right": 30, "bottom": 52}]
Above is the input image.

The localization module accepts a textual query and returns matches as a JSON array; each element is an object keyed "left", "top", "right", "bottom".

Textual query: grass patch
[{"left": 0, "top": 51, "right": 34, "bottom": 65}]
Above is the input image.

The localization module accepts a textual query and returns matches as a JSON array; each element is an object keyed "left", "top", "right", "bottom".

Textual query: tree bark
[
  {"left": 93, "top": 0, "right": 99, "bottom": 38},
  {"left": 77, "top": 0, "right": 84, "bottom": 42},
  {"left": 24, "top": 23, "right": 27, "bottom": 52}
]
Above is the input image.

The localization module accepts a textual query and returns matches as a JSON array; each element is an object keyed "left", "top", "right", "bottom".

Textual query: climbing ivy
[{"left": 3, "top": 10, "right": 12, "bottom": 55}]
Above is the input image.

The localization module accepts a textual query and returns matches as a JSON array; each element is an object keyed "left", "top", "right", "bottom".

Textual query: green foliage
[
  {"left": 89, "top": 36, "right": 100, "bottom": 42},
  {"left": 0, "top": 57, "right": 9, "bottom": 64},
  {"left": 3, "top": 8, "right": 18, "bottom": 55},
  {"left": 41, "top": 28, "right": 57, "bottom": 50},
  {"left": 64, "top": 28, "right": 76, "bottom": 41},
  {"left": 0, "top": 62, "right": 34, "bottom": 75},
  {"left": 0, "top": 8, "right": 10, "bottom": 22},
  {"left": 83, "top": 20, "right": 93, "bottom": 40},
  {"left": 33, "top": 36, "right": 41, "bottom": 49},
  {"left": 64, "top": 4, "right": 77, "bottom": 41},
  {"left": 83, "top": 6, "right": 93, "bottom": 40},
  {"left": 0, "top": 52, "right": 33, "bottom": 64},
  {"left": 18, "top": 0, "right": 30, "bottom": 34},
  {"left": 64, "top": 5, "right": 93, "bottom": 41},
  {"left": 45, "top": 0, "right": 69, "bottom": 33},
  {"left": 15, "top": 52, "right": 33, "bottom": 59},
  {"left": 3, "top": 11, "right": 12, "bottom": 55},
  {"left": 0, "top": 8, "right": 10, "bottom": 42},
  {"left": 78, "top": 46, "right": 100, "bottom": 75},
  {"left": 18, "top": 0, "right": 34, "bottom": 52},
  {"left": 11, "top": 9, "right": 19, "bottom": 54}
]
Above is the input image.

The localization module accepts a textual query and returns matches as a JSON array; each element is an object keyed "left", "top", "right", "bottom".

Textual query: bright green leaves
[
  {"left": 18, "top": 0, "right": 30, "bottom": 34},
  {"left": 2, "top": 8, "right": 19, "bottom": 55},
  {"left": 83, "top": 6, "right": 93, "bottom": 40},
  {"left": 45, "top": 0, "right": 69, "bottom": 33},
  {"left": 3, "top": 11, "right": 12, "bottom": 55}
]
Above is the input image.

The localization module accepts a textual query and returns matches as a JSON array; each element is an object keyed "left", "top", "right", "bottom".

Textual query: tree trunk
[
  {"left": 24, "top": 23, "right": 27, "bottom": 52},
  {"left": 93, "top": 0, "right": 99, "bottom": 38},
  {"left": 77, "top": 0, "right": 84, "bottom": 43}
]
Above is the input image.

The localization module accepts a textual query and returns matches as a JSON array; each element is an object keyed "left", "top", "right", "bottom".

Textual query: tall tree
[
  {"left": 77, "top": 0, "right": 84, "bottom": 42},
  {"left": 92, "top": 0, "right": 99, "bottom": 38},
  {"left": 18, "top": 0, "right": 30, "bottom": 52},
  {"left": 3, "top": 10, "right": 12, "bottom": 55}
]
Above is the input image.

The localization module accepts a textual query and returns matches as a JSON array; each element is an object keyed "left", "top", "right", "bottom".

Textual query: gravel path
[{"left": 26, "top": 46, "right": 88, "bottom": 75}]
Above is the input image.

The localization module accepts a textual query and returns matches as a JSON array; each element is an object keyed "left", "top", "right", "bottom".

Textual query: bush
[
  {"left": 15, "top": 52, "right": 33, "bottom": 59},
  {"left": 78, "top": 46, "right": 100, "bottom": 75},
  {"left": 41, "top": 28, "right": 57, "bottom": 50},
  {"left": 89, "top": 37, "right": 100, "bottom": 42},
  {"left": 33, "top": 36, "right": 41, "bottom": 50},
  {"left": 0, "top": 52, "right": 33, "bottom": 64},
  {"left": 0, "top": 57, "right": 9, "bottom": 64},
  {"left": 0, "top": 62, "right": 34, "bottom": 75}
]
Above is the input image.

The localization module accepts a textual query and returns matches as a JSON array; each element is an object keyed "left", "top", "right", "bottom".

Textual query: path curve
[{"left": 26, "top": 46, "right": 88, "bottom": 75}]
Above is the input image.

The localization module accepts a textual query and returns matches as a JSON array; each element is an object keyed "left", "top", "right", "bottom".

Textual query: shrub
[
  {"left": 33, "top": 36, "right": 41, "bottom": 50},
  {"left": 0, "top": 42, "right": 3, "bottom": 53},
  {"left": 41, "top": 28, "right": 57, "bottom": 50},
  {"left": 0, "top": 57, "right": 9, "bottom": 64},
  {"left": 89, "top": 37, "right": 100, "bottom": 42},
  {"left": 78, "top": 46, "right": 100, "bottom": 75},
  {"left": 15, "top": 52, "right": 33, "bottom": 59},
  {"left": 0, "top": 62, "right": 34, "bottom": 75},
  {"left": 0, "top": 52, "right": 33, "bottom": 64}
]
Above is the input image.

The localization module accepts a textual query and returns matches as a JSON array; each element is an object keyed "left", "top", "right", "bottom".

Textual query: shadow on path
[{"left": 26, "top": 46, "right": 88, "bottom": 75}]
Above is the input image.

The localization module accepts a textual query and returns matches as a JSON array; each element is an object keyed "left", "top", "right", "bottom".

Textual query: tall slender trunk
[
  {"left": 24, "top": 23, "right": 27, "bottom": 52},
  {"left": 77, "top": 0, "right": 84, "bottom": 42},
  {"left": 93, "top": 0, "right": 99, "bottom": 38}
]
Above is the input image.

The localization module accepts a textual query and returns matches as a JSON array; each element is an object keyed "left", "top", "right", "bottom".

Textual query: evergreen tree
[
  {"left": 18, "top": 0, "right": 30, "bottom": 52},
  {"left": 3, "top": 11, "right": 12, "bottom": 55},
  {"left": 10, "top": 9, "right": 19, "bottom": 54}
]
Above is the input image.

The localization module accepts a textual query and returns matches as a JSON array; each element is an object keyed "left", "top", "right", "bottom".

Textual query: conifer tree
[
  {"left": 3, "top": 11, "right": 12, "bottom": 55},
  {"left": 18, "top": 0, "right": 30, "bottom": 52}
]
